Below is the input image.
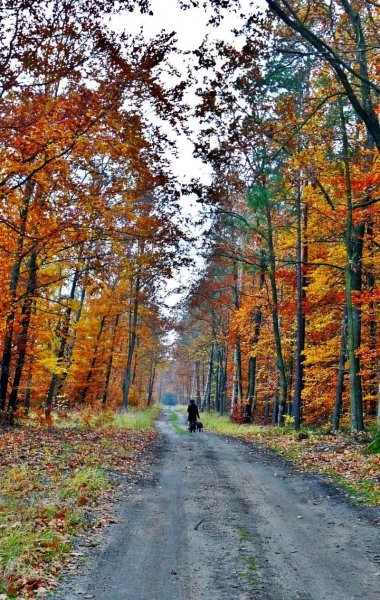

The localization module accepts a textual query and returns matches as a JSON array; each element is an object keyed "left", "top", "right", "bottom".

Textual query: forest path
[{"left": 53, "top": 408, "right": 380, "bottom": 600}]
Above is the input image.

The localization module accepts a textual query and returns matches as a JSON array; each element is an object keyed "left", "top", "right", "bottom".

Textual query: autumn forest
[
  {"left": 1, "top": 0, "right": 380, "bottom": 596},
  {"left": 164, "top": 0, "right": 380, "bottom": 437},
  {"left": 1, "top": 0, "right": 380, "bottom": 434}
]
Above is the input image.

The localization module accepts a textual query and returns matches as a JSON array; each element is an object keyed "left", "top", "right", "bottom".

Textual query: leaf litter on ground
[
  {"left": 247, "top": 432, "right": 379, "bottom": 504},
  {"left": 0, "top": 417, "right": 157, "bottom": 598}
]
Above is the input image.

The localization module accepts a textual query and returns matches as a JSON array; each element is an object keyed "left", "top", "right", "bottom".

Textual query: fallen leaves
[{"left": 0, "top": 424, "right": 157, "bottom": 598}]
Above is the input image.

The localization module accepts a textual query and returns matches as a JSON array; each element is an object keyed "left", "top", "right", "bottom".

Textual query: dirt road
[{"left": 53, "top": 408, "right": 380, "bottom": 600}]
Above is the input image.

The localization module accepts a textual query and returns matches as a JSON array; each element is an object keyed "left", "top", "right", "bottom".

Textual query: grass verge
[
  {"left": 54, "top": 406, "right": 160, "bottom": 430},
  {"left": 169, "top": 411, "right": 187, "bottom": 434},
  {"left": 201, "top": 412, "right": 380, "bottom": 506}
]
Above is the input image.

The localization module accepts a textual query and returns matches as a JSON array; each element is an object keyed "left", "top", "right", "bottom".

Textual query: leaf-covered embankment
[{"left": 0, "top": 409, "right": 158, "bottom": 599}]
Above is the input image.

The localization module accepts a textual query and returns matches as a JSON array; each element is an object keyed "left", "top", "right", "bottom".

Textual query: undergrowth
[
  {"left": 52, "top": 405, "right": 160, "bottom": 430},
  {"left": 365, "top": 430, "right": 380, "bottom": 455}
]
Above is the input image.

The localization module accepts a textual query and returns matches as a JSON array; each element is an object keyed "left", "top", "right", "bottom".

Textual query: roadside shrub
[
  {"left": 231, "top": 403, "right": 251, "bottom": 424},
  {"left": 365, "top": 431, "right": 380, "bottom": 454}
]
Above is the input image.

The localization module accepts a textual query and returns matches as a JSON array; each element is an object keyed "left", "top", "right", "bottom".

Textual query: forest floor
[
  {"left": 50, "top": 407, "right": 380, "bottom": 600},
  {"left": 0, "top": 409, "right": 159, "bottom": 599}
]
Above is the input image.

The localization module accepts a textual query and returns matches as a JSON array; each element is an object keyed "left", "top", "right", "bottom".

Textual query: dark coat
[{"left": 187, "top": 402, "right": 200, "bottom": 421}]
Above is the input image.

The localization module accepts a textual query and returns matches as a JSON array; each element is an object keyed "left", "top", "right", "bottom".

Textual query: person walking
[{"left": 187, "top": 399, "right": 199, "bottom": 432}]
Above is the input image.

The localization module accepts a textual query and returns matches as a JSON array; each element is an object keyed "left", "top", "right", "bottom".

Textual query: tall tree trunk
[
  {"left": 343, "top": 2, "right": 376, "bottom": 423},
  {"left": 246, "top": 356, "right": 256, "bottom": 415},
  {"left": 232, "top": 260, "right": 244, "bottom": 402},
  {"left": 247, "top": 251, "right": 266, "bottom": 414},
  {"left": 147, "top": 354, "right": 157, "bottom": 407},
  {"left": 45, "top": 266, "right": 80, "bottom": 415},
  {"left": 340, "top": 100, "right": 364, "bottom": 431},
  {"left": 60, "top": 277, "right": 88, "bottom": 389},
  {"left": 272, "top": 391, "right": 279, "bottom": 424},
  {"left": 264, "top": 394, "right": 270, "bottom": 419},
  {"left": 132, "top": 348, "right": 139, "bottom": 386},
  {"left": 235, "top": 338, "right": 243, "bottom": 403},
  {"left": 201, "top": 341, "right": 214, "bottom": 411},
  {"left": 366, "top": 221, "right": 377, "bottom": 415},
  {"left": 102, "top": 314, "right": 120, "bottom": 405},
  {"left": 187, "top": 374, "right": 192, "bottom": 405},
  {"left": 332, "top": 306, "right": 347, "bottom": 431},
  {"left": 121, "top": 275, "right": 140, "bottom": 412},
  {"left": 265, "top": 198, "right": 288, "bottom": 424},
  {"left": 216, "top": 345, "right": 226, "bottom": 413},
  {"left": 23, "top": 361, "right": 33, "bottom": 415},
  {"left": 157, "top": 373, "right": 163, "bottom": 405},
  {"left": 218, "top": 345, "right": 227, "bottom": 415},
  {"left": 214, "top": 347, "right": 220, "bottom": 412},
  {"left": 8, "top": 247, "right": 38, "bottom": 413},
  {"left": 292, "top": 186, "right": 308, "bottom": 429},
  {"left": 195, "top": 360, "right": 201, "bottom": 406},
  {"left": 0, "top": 182, "right": 34, "bottom": 410},
  {"left": 230, "top": 342, "right": 238, "bottom": 413}
]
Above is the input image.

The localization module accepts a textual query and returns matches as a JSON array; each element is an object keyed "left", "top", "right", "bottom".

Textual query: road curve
[{"left": 53, "top": 408, "right": 380, "bottom": 600}]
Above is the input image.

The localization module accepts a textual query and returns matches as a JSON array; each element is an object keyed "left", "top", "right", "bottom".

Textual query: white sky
[
  {"left": 111, "top": 0, "right": 264, "bottom": 183},
  {"left": 117, "top": 0, "right": 253, "bottom": 50},
  {"left": 110, "top": 1, "right": 265, "bottom": 310}
]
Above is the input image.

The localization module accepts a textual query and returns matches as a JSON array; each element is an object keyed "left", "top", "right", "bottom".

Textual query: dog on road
[{"left": 196, "top": 421, "right": 203, "bottom": 432}]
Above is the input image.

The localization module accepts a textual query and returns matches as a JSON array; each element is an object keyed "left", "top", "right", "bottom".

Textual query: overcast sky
[
  {"left": 110, "top": 1, "right": 264, "bottom": 309},
  {"left": 118, "top": 0, "right": 255, "bottom": 50},
  {"left": 110, "top": 0, "right": 264, "bottom": 183}
]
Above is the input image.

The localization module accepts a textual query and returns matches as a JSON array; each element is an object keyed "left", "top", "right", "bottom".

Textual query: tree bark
[
  {"left": 272, "top": 391, "right": 279, "bottom": 424},
  {"left": 23, "top": 362, "right": 33, "bottom": 415},
  {"left": 265, "top": 197, "right": 288, "bottom": 424},
  {"left": 247, "top": 251, "right": 266, "bottom": 414},
  {"left": 147, "top": 354, "right": 157, "bottom": 407},
  {"left": 365, "top": 223, "right": 377, "bottom": 415},
  {"left": 201, "top": 341, "right": 214, "bottom": 411},
  {"left": 340, "top": 99, "right": 364, "bottom": 431},
  {"left": 45, "top": 266, "right": 80, "bottom": 415},
  {"left": 102, "top": 314, "right": 120, "bottom": 405},
  {"left": 79, "top": 316, "right": 106, "bottom": 404},
  {"left": 332, "top": 306, "right": 347, "bottom": 432},
  {"left": 121, "top": 274, "right": 140, "bottom": 412},
  {"left": 232, "top": 260, "right": 243, "bottom": 402},
  {"left": 292, "top": 186, "right": 308, "bottom": 429},
  {"left": 195, "top": 360, "right": 202, "bottom": 406},
  {"left": 0, "top": 182, "right": 34, "bottom": 410},
  {"left": 8, "top": 247, "right": 38, "bottom": 413},
  {"left": 218, "top": 345, "right": 228, "bottom": 415}
]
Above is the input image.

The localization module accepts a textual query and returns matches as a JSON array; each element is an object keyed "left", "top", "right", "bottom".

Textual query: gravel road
[{"left": 53, "top": 408, "right": 380, "bottom": 600}]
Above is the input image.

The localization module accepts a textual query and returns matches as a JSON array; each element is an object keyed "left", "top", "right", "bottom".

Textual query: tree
[
  {"left": 179, "top": 1, "right": 380, "bottom": 432},
  {"left": 0, "top": 0, "right": 191, "bottom": 418}
]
